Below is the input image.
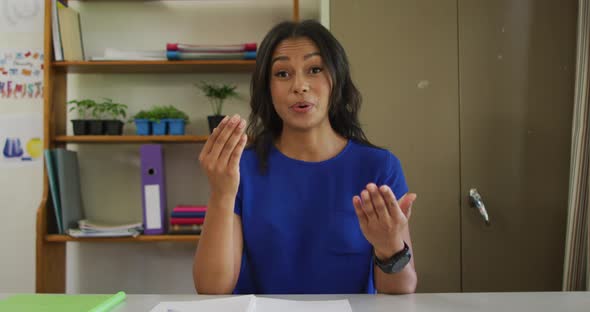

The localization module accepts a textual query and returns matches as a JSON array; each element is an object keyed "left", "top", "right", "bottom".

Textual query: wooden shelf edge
[
  {"left": 54, "top": 135, "right": 209, "bottom": 143},
  {"left": 45, "top": 234, "right": 200, "bottom": 243},
  {"left": 51, "top": 60, "right": 256, "bottom": 73},
  {"left": 53, "top": 60, "right": 255, "bottom": 66}
]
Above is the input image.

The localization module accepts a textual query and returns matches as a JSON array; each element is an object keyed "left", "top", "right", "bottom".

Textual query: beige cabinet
[{"left": 331, "top": 0, "right": 576, "bottom": 292}]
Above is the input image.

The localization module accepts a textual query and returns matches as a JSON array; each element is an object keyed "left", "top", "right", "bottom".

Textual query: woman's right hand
[{"left": 199, "top": 114, "right": 248, "bottom": 201}]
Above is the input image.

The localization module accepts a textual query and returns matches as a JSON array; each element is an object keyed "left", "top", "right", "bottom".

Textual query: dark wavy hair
[{"left": 247, "top": 19, "right": 376, "bottom": 173}]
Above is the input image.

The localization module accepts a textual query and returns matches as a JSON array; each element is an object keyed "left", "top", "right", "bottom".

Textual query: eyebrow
[{"left": 271, "top": 52, "right": 321, "bottom": 65}]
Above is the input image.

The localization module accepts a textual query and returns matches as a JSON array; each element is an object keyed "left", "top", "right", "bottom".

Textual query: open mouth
[{"left": 291, "top": 101, "right": 314, "bottom": 111}]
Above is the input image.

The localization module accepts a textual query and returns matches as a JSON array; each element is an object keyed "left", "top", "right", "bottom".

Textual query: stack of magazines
[
  {"left": 169, "top": 205, "right": 206, "bottom": 234},
  {"left": 68, "top": 219, "right": 143, "bottom": 238},
  {"left": 166, "top": 42, "right": 257, "bottom": 60}
]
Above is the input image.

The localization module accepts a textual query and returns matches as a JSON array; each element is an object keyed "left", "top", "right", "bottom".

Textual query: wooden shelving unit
[
  {"left": 45, "top": 234, "right": 200, "bottom": 243},
  {"left": 52, "top": 60, "right": 256, "bottom": 74},
  {"left": 54, "top": 135, "right": 209, "bottom": 144},
  {"left": 36, "top": 0, "right": 300, "bottom": 294}
]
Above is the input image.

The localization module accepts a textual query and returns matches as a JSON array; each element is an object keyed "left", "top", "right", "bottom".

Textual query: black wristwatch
[{"left": 374, "top": 241, "right": 412, "bottom": 274}]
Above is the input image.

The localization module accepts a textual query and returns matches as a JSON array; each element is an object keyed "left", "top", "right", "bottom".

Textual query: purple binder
[{"left": 140, "top": 144, "right": 166, "bottom": 235}]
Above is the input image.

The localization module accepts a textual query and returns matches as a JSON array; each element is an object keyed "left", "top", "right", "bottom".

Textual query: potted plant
[
  {"left": 149, "top": 106, "right": 171, "bottom": 135},
  {"left": 68, "top": 99, "right": 96, "bottom": 135},
  {"left": 86, "top": 99, "right": 108, "bottom": 135},
  {"left": 163, "top": 105, "right": 190, "bottom": 135},
  {"left": 100, "top": 98, "right": 128, "bottom": 135},
  {"left": 144, "top": 105, "right": 190, "bottom": 135},
  {"left": 195, "top": 81, "right": 238, "bottom": 133},
  {"left": 131, "top": 110, "right": 153, "bottom": 135}
]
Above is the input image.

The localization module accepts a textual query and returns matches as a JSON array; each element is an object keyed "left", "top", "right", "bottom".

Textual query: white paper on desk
[
  {"left": 148, "top": 295, "right": 352, "bottom": 312},
  {"left": 254, "top": 297, "right": 352, "bottom": 312},
  {"left": 149, "top": 295, "right": 255, "bottom": 312}
]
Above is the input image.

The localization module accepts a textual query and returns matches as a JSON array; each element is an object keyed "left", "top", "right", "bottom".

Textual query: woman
[{"left": 194, "top": 19, "right": 417, "bottom": 294}]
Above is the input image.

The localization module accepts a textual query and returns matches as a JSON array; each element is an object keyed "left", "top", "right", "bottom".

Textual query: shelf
[
  {"left": 52, "top": 60, "right": 256, "bottom": 74},
  {"left": 45, "top": 234, "right": 200, "bottom": 243},
  {"left": 78, "top": 0, "right": 156, "bottom": 1},
  {"left": 54, "top": 135, "right": 208, "bottom": 144}
]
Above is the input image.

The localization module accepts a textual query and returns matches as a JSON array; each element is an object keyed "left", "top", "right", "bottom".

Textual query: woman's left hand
[{"left": 352, "top": 183, "right": 417, "bottom": 259}]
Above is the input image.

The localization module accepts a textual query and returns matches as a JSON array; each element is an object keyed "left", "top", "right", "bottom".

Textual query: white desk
[
  {"left": 1, "top": 292, "right": 589, "bottom": 311},
  {"left": 106, "top": 292, "right": 589, "bottom": 312}
]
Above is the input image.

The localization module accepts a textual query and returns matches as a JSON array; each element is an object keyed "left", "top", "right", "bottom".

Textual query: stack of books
[
  {"left": 44, "top": 148, "right": 84, "bottom": 234},
  {"left": 45, "top": 148, "right": 144, "bottom": 238},
  {"left": 166, "top": 42, "right": 257, "bottom": 60},
  {"left": 52, "top": 0, "right": 257, "bottom": 62},
  {"left": 169, "top": 205, "right": 207, "bottom": 234},
  {"left": 68, "top": 220, "right": 143, "bottom": 238},
  {"left": 90, "top": 42, "right": 257, "bottom": 61},
  {"left": 51, "top": 0, "right": 85, "bottom": 61}
]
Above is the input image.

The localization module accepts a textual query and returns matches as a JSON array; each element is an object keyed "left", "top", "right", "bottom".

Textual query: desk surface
[
  {"left": 109, "top": 292, "right": 590, "bottom": 312},
  {"left": 2, "top": 292, "right": 589, "bottom": 311}
]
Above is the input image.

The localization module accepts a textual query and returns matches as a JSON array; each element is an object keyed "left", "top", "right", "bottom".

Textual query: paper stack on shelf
[
  {"left": 89, "top": 42, "right": 257, "bottom": 61},
  {"left": 90, "top": 48, "right": 167, "bottom": 61},
  {"left": 68, "top": 219, "right": 143, "bottom": 238}
]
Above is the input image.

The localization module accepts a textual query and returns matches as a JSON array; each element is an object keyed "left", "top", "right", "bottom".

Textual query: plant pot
[
  {"left": 166, "top": 119, "right": 186, "bottom": 135},
  {"left": 71, "top": 119, "right": 89, "bottom": 135},
  {"left": 134, "top": 119, "right": 151, "bottom": 135},
  {"left": 87, "top": 120, "right": 104, "bottom": 135},
  {"left": 152, "top": 120, "right": 167, "bottom": 135},
  {"left": 207, "top": 115, "right": 226, "bottom": 133},
  {"left": 104, "top": 120, "right": 124, "bottom": 135}
]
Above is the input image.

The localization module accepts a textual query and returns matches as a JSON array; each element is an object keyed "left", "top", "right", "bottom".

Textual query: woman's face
[{"left": 269, "top": 37, "right": 333, "bottom": 133}]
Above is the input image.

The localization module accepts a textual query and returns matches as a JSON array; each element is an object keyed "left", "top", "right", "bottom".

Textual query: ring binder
[{"left": 140, "top": 144, "right": 167, "bottom": 235}]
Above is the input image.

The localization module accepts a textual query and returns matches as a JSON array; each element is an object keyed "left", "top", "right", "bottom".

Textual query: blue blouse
[{"left": 233, "top": 140, "right": 408, "bottom": 294}]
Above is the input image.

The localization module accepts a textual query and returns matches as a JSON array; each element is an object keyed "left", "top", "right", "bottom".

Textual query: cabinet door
[
  {"left": 332, "top": 0, "right": 462, "bottom": 292},
  {"left": 458, "top": 0, "right": 577, "bottom": 291},
  {"left": 332, "top": 0, "right": 577, "bottom": 292}
]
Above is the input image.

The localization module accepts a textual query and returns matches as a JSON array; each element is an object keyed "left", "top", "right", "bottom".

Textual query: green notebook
[{"left": 0, "top": 291, "right": 126, "bottom": 312}]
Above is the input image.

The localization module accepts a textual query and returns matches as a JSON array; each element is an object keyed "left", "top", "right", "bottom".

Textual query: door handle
[{"left": 469, "top": 188, "right": 490, "bottom": 226}]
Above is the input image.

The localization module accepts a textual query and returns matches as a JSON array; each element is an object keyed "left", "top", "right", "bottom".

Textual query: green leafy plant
[
  {"left": 195, "top": 81, "right": 238, "bottom": 116},
  {"left": 149, "top": 106, "right": 170, "bottom": 123},
  {"left": 67, "top": 99, "right": 97, "bottom": 119},
  {"left": 99, "top": 98, "right": 128, "bottom": 121},
  {"left": 131, "top": 110, "right": 152, "bottom": 122},
  {"left": 152, "top": 105, "right": 190, "bottom": 123},
  {"left": 131, "top": 106, "right": 190, "bottom": 124},
  {"left": 163, "top": 106, "right": 190, "bottom": 122}
]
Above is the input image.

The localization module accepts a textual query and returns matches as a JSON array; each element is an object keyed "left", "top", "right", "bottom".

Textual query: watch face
[{"left": 374, "top": 242, "right": 412, "bottom": 274}]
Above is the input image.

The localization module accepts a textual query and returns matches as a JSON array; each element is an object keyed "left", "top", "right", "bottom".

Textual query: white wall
[
  {"left": 0, "top": 0, "right": 322, "bottom": 294},
  {"left": 0, "top": 0, "right": 45, "bottom": 292}
]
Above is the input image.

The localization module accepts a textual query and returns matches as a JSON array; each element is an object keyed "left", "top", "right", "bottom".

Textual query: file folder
[
  {"left": 54, "top": 149, "right": 85, "bottom": 233},
  {"left": 140, "top": 144, "right": 166, "bottom": 235}
]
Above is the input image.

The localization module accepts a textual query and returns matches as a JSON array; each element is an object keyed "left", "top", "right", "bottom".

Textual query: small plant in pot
[
  {"left": 144, "top": 105, "right": 190, "bottom": 135},
  {"left": 68, "top": 99, "right": 96, "bottom": 135},
  {"left": 162, "top": 105, "right": 190, "bottom": 135},
  {"left": 195, "top": 81, "right": 238, "bottom": 133},
  {"left": 85, "top": 99, "right": 108, "bottom": 135},
  {"left": 148, "top": 106, "right": 171, "bottom": 135},
  {"left": 132, "top": 110, "right": 153, "bottom": 135},
  {"left": 100, "top": 98, "right": 128, "bottom": 135}
]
